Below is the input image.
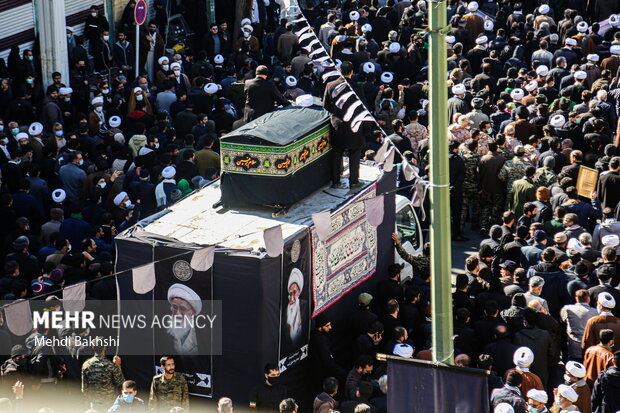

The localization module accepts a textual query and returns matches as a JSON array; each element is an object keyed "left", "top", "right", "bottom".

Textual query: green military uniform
[
  {"left": 461, "top": 151, "right": 481, "bottom": 232},
  {"left": 511, "top": 176, "right": 537, "bottom": 215},
  {"left": 149, "top": 372, "right": 189, "bottom": 412},
  {"left": 535, "top": 166, "right": 557, "bottom": 188},
  {"left": 81, "top": 354, "right": 124, "bottom": 408},
  {"left": 395, "top": 243, "right": 430, "bottom": 280},
  {"left": 499, "top": 157, "right": 532, "bottom": 209}
]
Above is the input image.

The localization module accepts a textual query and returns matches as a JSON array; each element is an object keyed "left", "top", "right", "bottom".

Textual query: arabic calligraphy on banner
[{"left": 311, "top": 185, "right": 378, "bottom": 316}]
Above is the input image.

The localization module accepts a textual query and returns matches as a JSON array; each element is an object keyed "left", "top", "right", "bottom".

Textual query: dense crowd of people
[{"left": 1, "top": 0, "right": 620, "bottom": 410}]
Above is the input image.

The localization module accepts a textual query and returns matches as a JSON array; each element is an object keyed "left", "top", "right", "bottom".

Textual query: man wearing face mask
[
  {"left": 93, "top": 30, "right": 113, "bottom": 73},
  {"left": 84, "top": 5, "right": 109, "bottom": 55},
  {"left": 0, "top": 345, "right": 29, "bottom": 387},
  {"left": 70, "top": 60, "right": 90, "bottom": 113},
  {"left": 550, "top": 384, "right": 579, "bottom": 412},
  {"left": 249, "top": 363, "right": 287, "bottom": 412},
  {"left": 562, "top": 361, "right": 590, "bottom": 413},
  {"left": 525, "top": 389, "right": 548, "bottom": 413},
  {"left": 59, "top": 152, "right": 87, "bottom": 202},
  {"left": 88, "top": 96, "right": 107, "bottom": 136},
  {"left": 155, "top": 56, "right": 171, "bottom": 91},
  {"left": 582, "top": 292, "right": 620, "bottom": 352},
  {"left": 170, "top": 62, "right": 191, "bottom": 95},
  {"left": 109, "top": 380, "right": 145, "bottom": 412}
]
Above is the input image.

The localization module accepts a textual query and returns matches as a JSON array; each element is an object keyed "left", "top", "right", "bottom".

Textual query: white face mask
[
  {"left": 103, "top": 35, "right": 109, "bottom": 41},
  {"left": 174, "top": 70, "right": 181, "bottom": 77},
  {"left": 102, "top": 88, "right": 110, "bottom": 94},
  {"left": 97, "top": 182, "right": 106, "bottom": 189},
  {"left": 564, "top": 374, "right": 572, "bottom": 383},
  {"left": 67, "top": 244, "right": 72, "bottom": 252},
  {"left": 95, "top": 106, "right": 103, "bottom": 112},
  {"left": 162, "top": 64, "right": 169, "bottom": 71},
  {"left": 91, "top": 12, "right": 97, "bottom": 17},
  {"left": 125, "top": 200, "right": 132, "bottom": 207},
  {"left": 243, "top": 31, "right": 251, "bottom": 38},
  {"left": 154, "top": 143, "right": 160, "bottom": 149},
  {"left": 136, "top": 94, "right": 144, "bottom": 101}
]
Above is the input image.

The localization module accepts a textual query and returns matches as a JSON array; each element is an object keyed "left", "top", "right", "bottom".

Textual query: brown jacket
[
  {"left": 582, "top": 315, "right": 620, "bottom": 352},
  {"left": 509, "top": 119, "right": 537, "bottom": 144},
  {"left": 572, "top": 380, "right": 592, "bottom": 413},
  {"left": 503, "top": 368, "right": 544, "bottom": 397},
  {"left": 583, "top": 344, "right": 614, "bottom": 387}
]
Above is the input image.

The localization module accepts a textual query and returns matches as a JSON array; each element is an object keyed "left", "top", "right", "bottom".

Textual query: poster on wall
[
  {"left": 153, "top": 246, "right": 214, "bottom": 398},
  {"left": 279, "top": 230, "right": 311, "bottom": 373},
  {"left": 311, "top": 185, "right": 378, "bottom": 316}
]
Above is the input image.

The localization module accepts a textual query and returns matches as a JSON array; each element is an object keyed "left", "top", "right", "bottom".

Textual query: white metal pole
[{"left": 135, "top": 24, "right": 140, "bottom": 80}]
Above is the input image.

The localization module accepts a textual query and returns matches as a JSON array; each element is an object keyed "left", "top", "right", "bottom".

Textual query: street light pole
[{"left": 428, "top": 0, "right": 454, "bottom": 365}]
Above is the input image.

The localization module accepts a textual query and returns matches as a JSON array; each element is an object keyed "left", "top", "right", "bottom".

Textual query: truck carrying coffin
[{"left": 219, "top": 106, "right": 333, "bottom": 208}]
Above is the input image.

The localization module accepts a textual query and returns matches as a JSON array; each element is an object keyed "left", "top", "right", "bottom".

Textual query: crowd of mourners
[{"left": 1, "top": 0, "right": 620, "bottom": 411}]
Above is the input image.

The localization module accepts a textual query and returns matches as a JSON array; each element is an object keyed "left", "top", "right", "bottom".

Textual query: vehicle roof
[{"left": 140, "top": 163, "right": 383, "bottom": 250}]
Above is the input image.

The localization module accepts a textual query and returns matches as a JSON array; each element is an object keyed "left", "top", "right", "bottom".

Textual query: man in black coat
[
  {"left": 323, "top": 61, "right": 367, "bottom": 188},
  {"left": 243, "top": 65, "right": 290, "bottom": 122},
  {"left": 84, "top": 5, "right": 109, "bottom": 55},
  {"left": 449, "top": 140, "right": 467, "bottom": 240},
  {"left": 484, "top": 325, "right": 519, "bottom": 378},
  {"left": 308, "top": 314, "right": 347, "bottom": 390},
  {"left": 592, "top": 350, "right": 620, "bottom": 413}
]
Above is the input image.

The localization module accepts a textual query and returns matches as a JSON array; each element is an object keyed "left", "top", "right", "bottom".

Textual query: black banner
[
  {"left": 387, "top": 357, "right": 489, "bottom": 413},
  {"left": 279, "top": 230, "right": 311, "bottom": 372},
  {"left": 153, "top": 246, "right": 214, "bottom": 398}
]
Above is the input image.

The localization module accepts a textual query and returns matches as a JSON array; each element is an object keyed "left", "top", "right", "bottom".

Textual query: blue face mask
[
  {"left": 11, "top": 128, "right": 19, "bottom": 135},
  {"left": 78, "top": 160, "right": 84, "bottom": 166},
  {"left": 55, "top": 131, "right": 63, "bottom": 137},
  {"left": 122, "top": 394, "right": 135, "bottom": 403},
  {"left": 0, "top": 125, "right": 3, "bottom": 131},
  {"left": 486, "top": 128, "right": 493, "bottom": 134}
]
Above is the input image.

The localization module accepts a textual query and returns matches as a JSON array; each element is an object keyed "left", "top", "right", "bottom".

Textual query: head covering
[
  {"left": 494, "top": 403, "right": 514, "bottom": 413},
  {"left": 362, "top": 23, "right": 372, "bottom": 33},
  {"left": 599, "top": 292, "right": 616, "bottom": 309},
  {"left": 314, "top": 313, "right": 329, "bottom": 328},
  {"left": 446, "top": 35, "right": 456, "bottom": 44},
  {"left": 568, "top": 238, "right": 586, "bottom": 253},
  {"left": 475, "top": 35, "right": 488, "bottom": 45},
  {"left": 288, "top": 268, "right": 304, "bottom": 291},
  {"left": 167, "top": 283, "right": 202, "bottom": 313},
  {"left": 550, "top": 114, "right": 566, "bottom": 127},
  {"left": 213, "top": 54, "right": 224, "bottom": 64},
  {"left": 612, "top": 45, "right": 620, "bottom": 55},
  {"left": 452, "top": 84, "right": 466, "bottom": 95},
  {"left": 565, "top": 37, "right": 577, "bottom": 46},
  {"left": 380, "top": 72, "right": 394, "bottom": 84},
  {"left": 204, "top": 83, "right": 218, "bottom": 94},
  {"left": 240, "top": 18, "right": 251, "bottom": 27},
  {"left": 133, "top": 86, "right": 142, "bottom": 94},
  {"left": 513, "top": 346, "right": 534, "bottom": 368},
  {"left": 91, "top": 96, "right": 104, "bottom": 106},
  {"left": 286, "top": 75, "right": 297, "bottom": 87},
  {"left": 553, "top": 232, "right": 568, "bottom": 243},
  {"left": 574, "top": 70, "right": 587, "bottom": 80},
  {"left": 295, "top": 94, "right": 314, "bottom": 107},
  {"left": 358, "top": 293, "right": 373, "bottom": 306},
  {"left": 602, "top": 234, "right": 620, "bottom": 247},
  {"left": 170, "top": 62, "right": 181, "bottom": 70},
  {"left": 389, "top": 42, "right": 401, "bottom": 53},
  {"left": 533, "top": 230, "right": 547, "bottom": 243},
  {"left": 109, "top": 116, "right": 121, "bottom": 128},
  {"left": 557, "top": 384, "right": 578, "bottom": 403},
  {"left": 525, "top": 81, "right": 538, "bottom": 92},
  {"left": 177, "top": 179, "right": 192, "bottom": 196},
  {"left": 362, "top": 62, "right": 375, "bottom": 73},
  {"left": 587, "top": 54, "right": 600, "bottom": 62},
  {"left": 158, "top": 56, "right": 169, "bottom": 65},
  {"left": 500, "top": 260, "right": 517, "bottom": 272},
  {"left": 50, "top": 268, "right": 64, "bottom": 283},
  {"left": 13, "top": 236, "right": 29, "bottom": 250},
  {"left": 349, "top": 10, "right": 360, "bottom": 20},
  {"left": 52, "top": 189, "right": 66, "bottom": 203},
  {"left": 59, "top": 87, "right": 72, "bottom": 95},
  {"left": 113, "top": 191, "right": 128, "bottom": 206},
  {"left": 484, "top": 20, "right": 494, "bottom": 31},
  {"left": 10, "top": 345, "right": 27, "bottom": 358},
  {"left": 242, "top": 24, "right": 253, "bottom": 33},
  {"left": 467, "top": 1, "right": 479, "bottom": 11},
  {"left": 471, "top": 97, "right": 484, "bottom": 109},
  {"left": 393, "top": 343, "right": 414, "bottom": 358},
  {"left": 162, "top": 166, "right": 176, "bottom": 179},
  {"left": 510, "top": 88, "right": 524, "bottom": 100},
  {"left": 114, "top": 133, "right": 125, "bottom": 144},
  {"left": 28, "top": 122, "right": 43, "bottom": 136},
  {"left": 66, "top": 26, "right": 74, "bottom": 33},
  {"left": 577, "top": 21, "right": 588, "bottom": 32},
  {"left": 566, "top": 361, "right": 586, "bottom": 378},
  {"left": 538, "top": 4, "right": 550, "bottom": 14},
  {"left": 610, "top": 14, "right": 620, "bottom": 27},
  {"left": 527, "top": 389, "right": 548, "bottom": 404},
  {"left": 536, "top": 65, "right": 549, "bottom": 76}
]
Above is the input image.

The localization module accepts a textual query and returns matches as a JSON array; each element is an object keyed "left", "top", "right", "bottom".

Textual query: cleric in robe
[
  {"left": 161, "top": 283, "right": 206, "bottom": 356},
  {"left": 282, "top": 268, "right": 309, "bottom": 356}
]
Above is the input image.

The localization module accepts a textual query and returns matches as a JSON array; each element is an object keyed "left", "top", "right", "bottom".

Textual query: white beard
[
  {"left": 287, "top": 300, "right": 302, "bottom": 344},
  {"left": 166, "top": 325, "right": 198, "bottom": 355}
]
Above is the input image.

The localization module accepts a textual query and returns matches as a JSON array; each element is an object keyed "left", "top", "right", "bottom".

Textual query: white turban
[
  {"left": 288, "top": 268, "right": 304, "bottom": 291},
  {"left": 167, "top": 283, "right": 202, "bottom": 314}
]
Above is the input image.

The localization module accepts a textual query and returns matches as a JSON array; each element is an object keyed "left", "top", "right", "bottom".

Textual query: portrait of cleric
[
  {"left": 281, "top": 268, "right": 309, "bottom": 357},
  {"left": 160, "top": 283, "right": 206, "bottom": 356}
]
